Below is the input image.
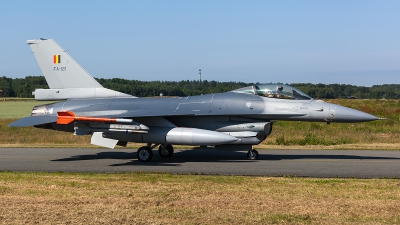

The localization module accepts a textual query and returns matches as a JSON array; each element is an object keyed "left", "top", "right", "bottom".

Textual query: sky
[{"left": 0, "top": 0, "right": 399, "bottom": 87}]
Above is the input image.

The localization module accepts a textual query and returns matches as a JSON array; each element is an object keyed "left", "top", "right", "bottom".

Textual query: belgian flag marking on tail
[{"left": 53, "top": 55, "right": 61, "bottom": 64}]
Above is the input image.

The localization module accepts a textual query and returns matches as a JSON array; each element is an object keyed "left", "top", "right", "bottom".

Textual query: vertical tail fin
[
  {"left": 28, "top": 39, "right": 133, "bottom": 100},
  {"left": 28, "top": 39, "right": 102, "bottom": 89}
]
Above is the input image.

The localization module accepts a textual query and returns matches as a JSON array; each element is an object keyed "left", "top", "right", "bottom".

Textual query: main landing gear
[
  {"left": 158, "top": 144, "right": 174, "bottom": 158},
  {"left": 137, "top": 146, "right": 153, "bottom": 162},
  {"left": 136, "top": 144, "right": 174, "bottom": 162},
  {"left": 247, "top": 149, "right": 259, "bottom": 160},
  {"left": 137, "top": 144, "right": 258, "bottom": 162}
]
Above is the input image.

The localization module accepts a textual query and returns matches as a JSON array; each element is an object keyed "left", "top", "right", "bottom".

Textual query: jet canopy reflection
[{"left": 232, "top": 84, "right": 312, "bottom": 100}]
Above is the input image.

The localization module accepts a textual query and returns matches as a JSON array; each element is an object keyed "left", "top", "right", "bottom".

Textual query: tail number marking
[{"left": 53, "top": 67, "right": 67, "bottom": 71}]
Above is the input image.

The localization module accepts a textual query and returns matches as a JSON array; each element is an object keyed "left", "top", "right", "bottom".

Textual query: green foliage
[
  {"left": 291, "top": 83, "right": 400, "bottom": 99},
  {"left": 9, "top": 76, "right": 49, "bottom": 98},
  {"left": 0, "top": 76, "right": 14, "bottom": 97},
  {"left": 1, "top": 76, "right": 400, "bottom": 99},
  {"left": 96, "top": 78, "right": 249, "bottom": 97},
  {"left": 273, "top": 121, "right": 362, "bottom": 146}
]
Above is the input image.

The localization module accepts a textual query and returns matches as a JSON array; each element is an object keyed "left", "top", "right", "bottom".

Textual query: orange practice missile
[{"left": 57, "top": 111, "right": 133, "bottom": 124}]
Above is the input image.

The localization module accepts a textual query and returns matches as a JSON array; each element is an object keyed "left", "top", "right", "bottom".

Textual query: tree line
[{"left": 0, "top": 76, "right": 399, "bottom": 99}]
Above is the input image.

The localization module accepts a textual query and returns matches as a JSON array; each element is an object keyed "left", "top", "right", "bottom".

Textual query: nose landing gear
[{"left": 247, "top": 149, "right": 259, "bottom": 160}]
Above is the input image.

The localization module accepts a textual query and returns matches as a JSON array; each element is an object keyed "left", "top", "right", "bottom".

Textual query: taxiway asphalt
[{"left": 1, "top": 148, "right": 399, "bottom": 178}]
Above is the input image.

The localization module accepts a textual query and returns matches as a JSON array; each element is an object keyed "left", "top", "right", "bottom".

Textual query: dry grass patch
[{"left": 0, "top": 172, "right": 399, "bottom": 224}]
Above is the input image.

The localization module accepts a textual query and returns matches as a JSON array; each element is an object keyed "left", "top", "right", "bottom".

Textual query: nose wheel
[{"left": 247, "top": 149, "right": 259, "bottom": 160}]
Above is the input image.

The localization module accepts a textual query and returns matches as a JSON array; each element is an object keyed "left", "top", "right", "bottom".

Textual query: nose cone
[{"left": 330, "top": 104, "right": 378, "bottom": 122}]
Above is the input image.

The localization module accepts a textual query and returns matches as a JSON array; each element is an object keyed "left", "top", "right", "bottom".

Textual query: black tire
[
  {"left": 247, "top": 149, "right": 259, "bottom": 160},
  {"left": 158, "top": 144, "right": 174, "bottom": 158},
  {"left": 137, "top": 147, "right": 153, "bottom": 162}
]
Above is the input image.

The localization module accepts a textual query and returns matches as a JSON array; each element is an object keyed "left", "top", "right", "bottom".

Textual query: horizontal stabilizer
[{"left": 9, "top": 115, "right": 57, "bottom": 127}]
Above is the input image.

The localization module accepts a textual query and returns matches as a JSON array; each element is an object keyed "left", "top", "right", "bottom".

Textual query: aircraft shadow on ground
[
  {"left": 52, "top": 148, "right": 250, "bottom": 167},
  {"left": 265, "top": 154, "right": 400, "bottom": 161},
  {"left": 51, "top": 148, "right": 400, "bottom": 167}
]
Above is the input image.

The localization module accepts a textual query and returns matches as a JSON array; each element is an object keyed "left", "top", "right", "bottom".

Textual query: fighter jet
[{"left": 10, "top": 39, "right": 379, "bottom": 162}]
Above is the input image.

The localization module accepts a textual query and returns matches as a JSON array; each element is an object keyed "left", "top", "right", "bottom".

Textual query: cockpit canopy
[{"left": 231, "top": 84, "right": 312, "bottom": 100}]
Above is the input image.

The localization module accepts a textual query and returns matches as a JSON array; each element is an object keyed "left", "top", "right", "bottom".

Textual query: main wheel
[
  {"left": 137, "top": 146, "right": 153, "bottom": 162},
  {"left": 247, "top": 149, "right": 259, "bottom": 160},
  {"left": 158, "top": 144, "right": 174, "bottom": 158}
]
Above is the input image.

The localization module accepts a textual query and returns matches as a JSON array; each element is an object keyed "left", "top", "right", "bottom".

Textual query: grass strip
[{"left": 0, "top": 172, "right": 399, "bottom": 224}]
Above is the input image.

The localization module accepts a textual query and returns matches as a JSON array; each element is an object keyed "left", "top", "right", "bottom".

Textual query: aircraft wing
[
  {"left": 8, "top": 111, "right": 195, "bottom": 128},
  {"left": 70, "top": 110, "right": 196, "bottom": 118},
  {"left": 71, "top": 110, "right": 308, "bottom": 120},
  {"left": 9, "top": 110, "right": 308, "bottom": 128}
]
